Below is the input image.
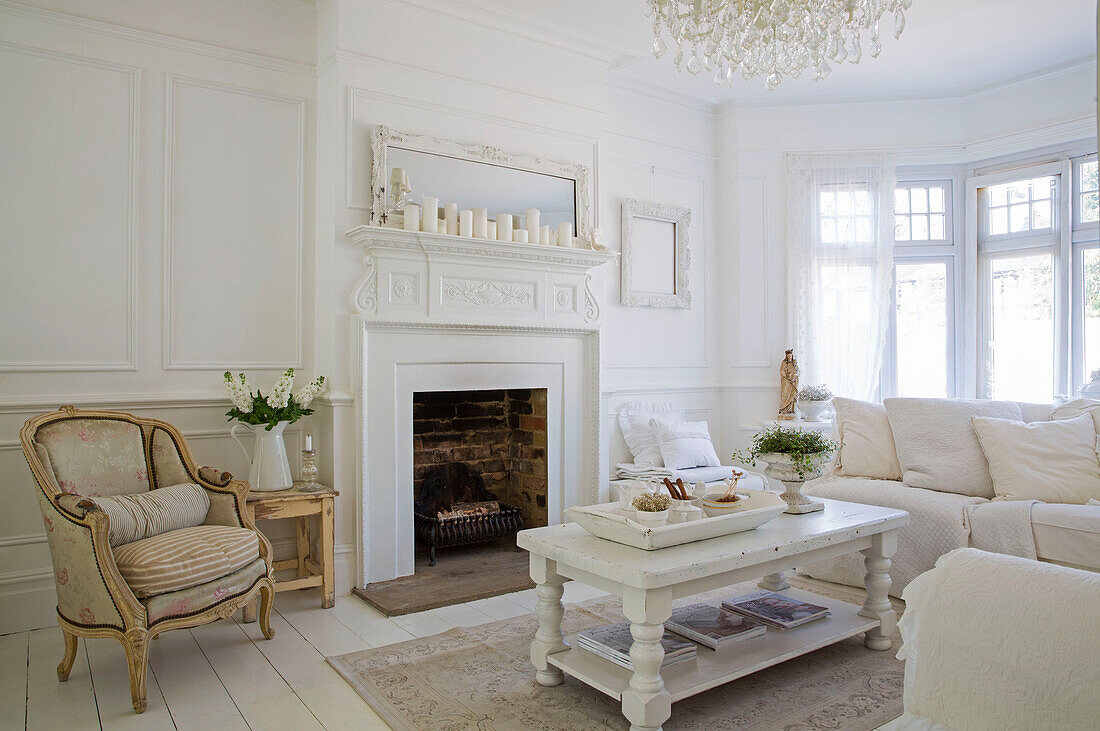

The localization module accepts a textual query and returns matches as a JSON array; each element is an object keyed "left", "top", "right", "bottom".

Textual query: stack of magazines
[
  {"left": 578, "top": 621, "right": 696, "bottom": 670},
  {"left": 664, "top": 603, "right": 766, "bottom": 650},
  {"left": 721, "top": 591, "right": 830, "bottom": 630}
]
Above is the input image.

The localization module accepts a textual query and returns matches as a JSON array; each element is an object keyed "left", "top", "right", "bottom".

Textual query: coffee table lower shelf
[{"left": 547, "top": 589, "right": 879, "bottom": 703}]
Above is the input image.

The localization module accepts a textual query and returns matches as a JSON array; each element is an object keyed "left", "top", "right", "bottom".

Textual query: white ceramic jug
[
  {"left": 613, "top": 481, "right": 653, "bottom": 511},
  {"left": 230, "top": 420, "right": 293, "bottom": 492}
]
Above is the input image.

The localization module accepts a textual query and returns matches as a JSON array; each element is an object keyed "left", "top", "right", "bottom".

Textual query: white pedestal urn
[
  {"left": 797, "top": 399, "right": 831, "bottom": 422},
  {"left": 231, "top": 421, "right": 294, "bottom": 492},
  {"left": 759, "top": 452, "right": 828, "bottom": 515}
]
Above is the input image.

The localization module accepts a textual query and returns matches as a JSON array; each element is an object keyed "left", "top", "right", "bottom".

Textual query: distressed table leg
[
  {"left": 860, "top": 530, "right": 898, "bottom": 650},
  {"left": 759, "top": 571, "right": 790, "bottom": 592},
  {"left": 529, "top": 554, "right": 569, "bottom": 687},
  {"left": 621, "top": 586, "right": 673, "bottom": 731}
]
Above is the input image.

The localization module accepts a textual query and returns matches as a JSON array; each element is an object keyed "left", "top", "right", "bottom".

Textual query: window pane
[
  {"left": 895, "top": 188, "right": 909, "bottom": 214},
  {"left": 911, "top": 187, "right": 928, "bottom": 213},
  {"left": 853, "top": 189, "right": 871, "bottom": 214},
  {"left": 837, "top": 191, "right": 853, "bottom": 215},
  {"left": 1009, "top": 203, "right": 1029, "bottom": 233},
  {"left": 1031, "top": 200, "right": 1051, "bottom": 229},
  {"left": 895, "top": 215, "right": 910, "bottom": 241},
  {"left": 1082, "top": 191, "right": 1099, "bottom": 223},
  {"left": 820, "top": 191, "right": 836, "bottom": 216},
  {"left": 989, "top": 207, "right": 1008, "bottom": 235},
  {"left": 1030, "top": 176, "right": 1053, "bottom": 200},
  {"left": 928, "top": 186, "right": 945, "bottom": 213},
  {"left": 855, "top": 216, "right": 872, "bottom": 242},
  {"left": 820, "top": 218, "right": 836, "bottom": 243},
  {"left": 911, "top": 214, "right": 929, "bottom": 240},
  {"left": 1085, "top": 248, "right": 1100, "bottom": 379},
  {"left": 1082, "top": 161, "right": 1099, "bottom": 193},
  {"left": 929, "top": 214, "right": 945, "bottom": 240},
  {"left": 989, "top": 185, "right": 1007, "bottom": 207},
  {"left": 896, "top": 262, "right": 948, "bottom": 397},
  {"left": 989, "top": 252, "right": 1053, "bottom": 402},
  {"left": 838, "top": 217, "right": 855, "bottom": 242},
  {"left": 1007, "top": 181, "right": 1029, "bottom": 204}
]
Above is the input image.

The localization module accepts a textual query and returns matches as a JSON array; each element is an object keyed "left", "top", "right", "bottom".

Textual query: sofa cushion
[
  {"left": 1031, "top": 503, "right": 1100, "bottom": 571},
  {"left": 884, "top": 398, "right": 1023, "bottom": 498},
  {"left": 618, "top": 402, "right": 684, "bottom": 467},
  {"left": 651, "top": 419, "right": 721, "bottom": 470},
  {"left": 1017, "top": 401, "right": 1054, "bottom": 423},
  {"left": 35, "top": 418, "right": 149, "bottom": 496},
  {"left": 972, "top": 413, "right": 1100, "bottom": 504},
  {"left": 832, "top": 397, "right": 902, "bottom": 481},
  {"left": 113, "top": 525, "right": 260, "bottom": 598},
  {"left": 1052, "top": 398, "right": 1100, "bottom": 432},
  {"left": 92, "top": 483, "right": 210, "bottom": 546}
]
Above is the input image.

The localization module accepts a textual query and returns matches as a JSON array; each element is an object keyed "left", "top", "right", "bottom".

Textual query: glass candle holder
[{"left": 297, "top": 449, "right": 325, "bottom": 492}]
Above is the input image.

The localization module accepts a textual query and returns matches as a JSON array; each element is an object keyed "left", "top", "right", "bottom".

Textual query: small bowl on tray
[{"left": 700, "top": 492, "right": 749, "bottom": 518}]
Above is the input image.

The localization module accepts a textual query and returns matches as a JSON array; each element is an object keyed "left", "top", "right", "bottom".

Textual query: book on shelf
[
  {"left": 578, "top": 621, "right": 696, "bottom": 671},
  {"left": 663, "top": 603, "right": 767, "bottom": 650},
  {"left": 721, "top": 591, "right": 830, "bottom": 630}
]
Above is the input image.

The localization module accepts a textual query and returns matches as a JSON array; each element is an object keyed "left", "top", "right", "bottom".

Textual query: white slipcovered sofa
[
  {"left": 800, "top": 397, "right": 1100, "bottom": 595},
  {"left": 888, "top": 548, "right": 1099, "bottom": 730}
]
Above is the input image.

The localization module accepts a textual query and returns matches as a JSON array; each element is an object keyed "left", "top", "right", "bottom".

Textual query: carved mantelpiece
[{"left": 346, "top": 226, "right": 616, "bottom": 326}]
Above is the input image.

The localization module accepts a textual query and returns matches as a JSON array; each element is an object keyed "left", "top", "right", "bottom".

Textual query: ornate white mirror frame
[
  {"left": 620, "top": 199, "right": 691, "bottom": 309},
  {"left": 369, "top": 125, "right": 593, "bottom": 241}
]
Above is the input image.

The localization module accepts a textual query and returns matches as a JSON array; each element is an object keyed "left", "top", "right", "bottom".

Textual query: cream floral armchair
[{"left": 20, "top": 406, "right": 275, "bottom": 713}]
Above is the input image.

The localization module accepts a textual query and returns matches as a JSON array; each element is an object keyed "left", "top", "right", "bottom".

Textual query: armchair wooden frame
[{"left": 20, "top": 406, "right": 276, "bottom": 714}]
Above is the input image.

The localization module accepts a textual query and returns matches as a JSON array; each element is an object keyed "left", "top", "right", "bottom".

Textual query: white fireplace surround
[{"left": 347, "top": 226, "right": 615, "bottom": 585}]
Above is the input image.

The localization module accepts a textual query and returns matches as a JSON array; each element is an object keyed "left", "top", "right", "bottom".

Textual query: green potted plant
[{"left": 732, "top": 426, "right": 836, "bottom": 514}]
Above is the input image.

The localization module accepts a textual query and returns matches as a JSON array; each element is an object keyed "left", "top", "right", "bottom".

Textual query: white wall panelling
[
  {"left": 163, "top": 74, "right": 307, "bottom": 369},
  {"left": 725, "top": 173, "right": 771, "bottom": 369},
  {"left": 0, "top": 42, "right": 139, "bottom": 371}
]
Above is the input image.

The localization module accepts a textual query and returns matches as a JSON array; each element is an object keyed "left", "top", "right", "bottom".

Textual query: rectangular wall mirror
[
  {"left": 370, "top": 126, "right": 591, "bottom": 240},
  {"left": 620, "top": 199, "right": 691, "bottom": 309}
]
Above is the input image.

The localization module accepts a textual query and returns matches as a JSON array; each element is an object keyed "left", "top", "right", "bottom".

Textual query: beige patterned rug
[{"left": 328, "top": 581, "right": 903, "bottom": 730}]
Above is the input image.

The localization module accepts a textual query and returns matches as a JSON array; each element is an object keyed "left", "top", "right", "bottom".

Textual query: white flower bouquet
[
  {"left": 223, "top": 369, "right": 326, "bottom": 430},
  {"left": 797, "top": 384, "right": 833, "bottom": 402}
]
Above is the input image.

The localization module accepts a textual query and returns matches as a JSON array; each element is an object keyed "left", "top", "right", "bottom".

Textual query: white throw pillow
[
  {"left": 650, "top": 419, "right": 721, "bottom": 471},
  {"left": 972, "top": 413, "right": 1100, "bottom": 504},
  {"left": 617, "top": 402, "right": 684, "bottom": 467},
  {"left": 884, "top": 398, "right": 1023, "bottom": 498},
  {"left": 832, "top": 397, "right": 902, "bottom": 481},
  {"left": 1052, "top": 398, "right": 1100, "bottom": 433}
]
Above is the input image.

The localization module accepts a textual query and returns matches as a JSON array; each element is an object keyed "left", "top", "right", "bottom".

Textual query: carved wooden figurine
[{"left": 779, "top": 349, "right": 799, "bottom": 420}]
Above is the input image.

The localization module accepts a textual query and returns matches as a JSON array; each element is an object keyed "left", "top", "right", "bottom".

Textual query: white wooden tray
[{"left": 565, "top": 489, "right": 786, "bottom": 550}]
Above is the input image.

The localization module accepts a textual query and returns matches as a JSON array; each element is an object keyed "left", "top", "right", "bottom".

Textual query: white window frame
[
  {"left": 894, "top": 180, "right": 953, "bottom": 245},
  {"left": 967, "top": 159, "right": 1071, "bottom": 401},
  {"left": 1071, "top": 154, "right": 1100, "bottom": 389},
  {"left": 882, "top": 175, "right": 961, "bottom": 399}
]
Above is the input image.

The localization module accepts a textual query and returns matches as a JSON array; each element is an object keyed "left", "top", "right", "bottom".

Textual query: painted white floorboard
[
  {"left": 389, "top": 609, "right": 453, "bottom": 638},
  {"left": 465, "top": 594, "right": 529, "bottom": 620},
  {"left": 426, "top": 602, "right": 496, "bottom": 628},
  {"left": 148, "top": 630, "right": 250, "bottom": 730},
  {"left": 327, "top": 600, "right": 416, "bottom": 647},
  {"left": 26, "top": 628, "right": 99, "bottom": 730},
  {"left": 83, "top": 637, "right": 173, "bottom": 731},
  {"left": 0, "top": 632, "right": 29, "bottom": 730}
]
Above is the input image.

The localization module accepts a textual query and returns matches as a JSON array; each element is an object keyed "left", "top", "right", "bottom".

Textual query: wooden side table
[{"left": 242, "top": 484, "right": 338, "bottom": 621}]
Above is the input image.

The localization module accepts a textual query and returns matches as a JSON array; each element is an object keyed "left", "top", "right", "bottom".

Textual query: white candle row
[{"left": 400, "top": 197, "right": 575, "bottom": 247}]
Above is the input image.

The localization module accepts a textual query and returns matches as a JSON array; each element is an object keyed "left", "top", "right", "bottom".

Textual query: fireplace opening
[
  {"left": 353, "top": 387, "right": 550, "bottom": 616},
  {"left": 412, "top": 388, "right": 550, "bottom": 563}
]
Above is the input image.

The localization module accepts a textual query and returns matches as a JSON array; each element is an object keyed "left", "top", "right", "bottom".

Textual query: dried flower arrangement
[
  {"left": 797, "top": 384, "right": 833, "bottom": 401},
  {"left": 632, "top": 492, "right": 671, "bottom": 512}
]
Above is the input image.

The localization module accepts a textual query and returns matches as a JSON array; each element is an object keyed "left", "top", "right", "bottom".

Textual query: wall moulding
[
  {"left": 0, "top": 41, "right": 139, "bottom": 373},
  {"left": 162, "top": 74, "right": 307, "bottom": 371}
]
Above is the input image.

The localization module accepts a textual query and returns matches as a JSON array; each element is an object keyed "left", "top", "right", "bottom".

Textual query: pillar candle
[
  {"left": 305, "top": 435, "right": 312, "bottom": 451},
  {"left": 403, "top": 204, "right": 420, "bottom": 231},
  {"left": 459, "top": 209, "right": 473, "bottom": 237},
  {"left": 473, "top": 208, "right": 488, "bottom": 238},
  {"left": 487, "top": 220, "right": 497, "bottom": 240},
  {"left": 497, "top": 213, "right": 513, "bottom": 241},
  {"left": 514, "top": 229, "right": 528, "bottom": 243},
  {"left": 445, "top": 203, "right": 459, "bottom": 235},
  {"left": 540, "top": 225, "right": 551, "bottom": 245},
  {"left": 557, "top": 221, "right": 573, "bottom": 247},
  {"left": 525, "top": 208, "right": 540, "bottom": 243},
  {"left": 420, "top": 197, "right": 438, "bottom": 233}
]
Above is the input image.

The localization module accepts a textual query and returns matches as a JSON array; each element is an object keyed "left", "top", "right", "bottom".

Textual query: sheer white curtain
[{"left": 786, "top": 152, "right": 896, "bottom": 401}]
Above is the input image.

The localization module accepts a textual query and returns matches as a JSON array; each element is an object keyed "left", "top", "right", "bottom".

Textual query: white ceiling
[{"left": 469, "top": 0, "right": 1097, "bottom": 106}]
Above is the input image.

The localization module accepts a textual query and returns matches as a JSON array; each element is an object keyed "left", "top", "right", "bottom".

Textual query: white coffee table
[{"left": 517, "top": 497, "right": 909, "bottom": 731}]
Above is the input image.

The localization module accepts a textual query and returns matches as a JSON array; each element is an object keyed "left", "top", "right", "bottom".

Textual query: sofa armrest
[{"left": 197, "top": 474, "right": 272, "bottom": 567}]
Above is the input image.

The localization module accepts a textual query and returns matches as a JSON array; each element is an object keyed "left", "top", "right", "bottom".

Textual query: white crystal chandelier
[{"left": 648, "top": 0, "right": 913, "bottom": 90}]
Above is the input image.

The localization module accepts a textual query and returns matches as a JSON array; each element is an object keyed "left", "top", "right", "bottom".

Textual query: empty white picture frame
[{"left": 620, "top": 199, "right": 691, "bottom": 308}]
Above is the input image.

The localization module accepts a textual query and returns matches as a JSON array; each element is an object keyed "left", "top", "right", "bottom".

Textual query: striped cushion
[
  {"left": 92, "top": 483, "right": 210, "bottom": 547},
  {"left": 113, "top": 525, "right": 259, "bottom": 598}
]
